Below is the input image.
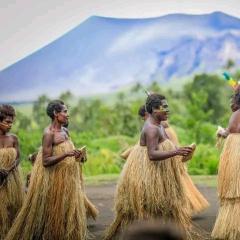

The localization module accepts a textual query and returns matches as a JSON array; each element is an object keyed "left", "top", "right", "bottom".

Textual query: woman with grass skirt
[
  {"left": 121, "top": 104, "right": 209, "bottom": 216},
  {"left": 0, "top": 104, "right": 24, "bottom": 240},
  {"left": 104, "top": 94, "right": 202, "bottom": 240},
  {"left": 6, "top": 100, "right": 91, "bottom": 240},
  {"left": 212, "top": 92, "right": 240, "bottom": 239}
]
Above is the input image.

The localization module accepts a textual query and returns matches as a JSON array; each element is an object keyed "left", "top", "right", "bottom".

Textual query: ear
[
  {"left": 152, "top": 107, "right": 158, "bottom": 113},
  {"left": 53, "top": 110, "right": 58, "bottom": 117}
]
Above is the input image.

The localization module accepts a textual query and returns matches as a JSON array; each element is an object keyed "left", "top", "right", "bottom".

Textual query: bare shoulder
[
  {"left": 228, "top": 110, "right": 240, "bottom": 133},
  {"left": 143, "top": 122, "right": 159, "bottom": 137},
  {"left": 235, "top": 110, "right": 240, "bottom": 118},
  {"left": 43, "top": 127, "right": 54, "bottom": 142},
  {"left": 229, "top": 110, "right": 240, "bottom": 124},
  {"left": 161, "top": 121, "right": 169, "bottom": 128},
  {"left": 7, "top": 133, "right": 19, "bottom": 142},
  {"left": 62, "top": 127, "right": 69, "bottom": 136},
  {"left": 43, "top": 127, "right": 54, "bottom": 136}
]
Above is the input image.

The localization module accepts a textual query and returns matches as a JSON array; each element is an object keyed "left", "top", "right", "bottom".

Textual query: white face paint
[{"left": 152, "top": 99, "right": 169, "bottom": 121}]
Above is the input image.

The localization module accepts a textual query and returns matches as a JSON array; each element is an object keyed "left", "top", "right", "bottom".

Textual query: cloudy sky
[{"left": 1, "top": 0, "right": 239, "bottom": 70}]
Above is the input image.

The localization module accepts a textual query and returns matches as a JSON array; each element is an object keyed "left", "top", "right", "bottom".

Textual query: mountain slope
[{"left": 1, "top": 11, "right": 240, "bottom": 102}]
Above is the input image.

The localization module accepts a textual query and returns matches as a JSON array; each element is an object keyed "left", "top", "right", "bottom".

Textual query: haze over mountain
[{"left": 1, "top": 11, "right": 240, "bottom": 102}]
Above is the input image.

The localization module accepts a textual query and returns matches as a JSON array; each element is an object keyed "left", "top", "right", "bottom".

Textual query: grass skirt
[
  {"left": 181, "top": 171, "right": 209, "bottom": 215},
  {"left": 79, "top": 164, "right": 99, "bottom": 220},
  {"left": 165, "top": 126, "right": 179, "bottom": 146},
  {"left": 120, "top": 147, "right": 134, "bottom": 160},
  {"left": 0, "top": 148, "right": 24, "bottom": 240},
  {"left": 165, "top": 127, "right": 209, "bottom": 215},
  {"left": 5, "top": 141, "right": 87, "bottom": 240},
  {"left": 104, "top": 139, "right": 200, "bottom": 240},
  {"left": 212, "top": 134, "right": 240, "bottom": 239}
]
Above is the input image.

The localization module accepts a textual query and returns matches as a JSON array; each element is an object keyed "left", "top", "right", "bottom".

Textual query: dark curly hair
[
  {"left": 138, "top": 105, "right": 146, "bottom": 118},
  {"left": 232, "top": 92, "right": 240, "bottom": 106},
  {"left": 0, "top": 104, "right": 16, "bottom": 122},
  {"left": 145, "top": 94, "right": 166, "bottom": 114},
  {"left": 46, "top": 100, "right": 65, "bottom": 120}
]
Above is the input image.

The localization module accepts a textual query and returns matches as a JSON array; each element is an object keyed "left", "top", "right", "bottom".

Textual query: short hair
[
  {"left": 233, "top": 92, "right": 240, "bottom": 106},
  {"left": 0, "top": 104, "right": 16, "bottom": 122},
  {"left": 138, "top": 105, "right": 146, "bottom": 118},
  {"left": 145, "top": 94, "right": 166, "bottom": 114},
  {"left": 46, "top": 100, "right": 65, "bottom": 120}
]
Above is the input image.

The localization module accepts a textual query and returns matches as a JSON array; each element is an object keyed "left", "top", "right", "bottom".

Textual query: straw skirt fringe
[
  {"left": 165, "top": 127, "right": 209, "bottom": 215},
  {"left": 0, "top": 148, "right": 24, "bottom": 240},
  {"left": 5, "top": 141, "right": 87, "bottom": 240},
  {"left": 212, "top": 134, "right": 240, "bottom": 239},
  {"left": 104, "top": 139, "right": 199, "bottom": 240},
  {"left": 79, "top": 164, "right": 99, "bottom": 220}
]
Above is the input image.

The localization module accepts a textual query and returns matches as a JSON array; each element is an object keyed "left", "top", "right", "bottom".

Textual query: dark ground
[{"left": 85, "top": 183, "right": 218, "bottom": 239}]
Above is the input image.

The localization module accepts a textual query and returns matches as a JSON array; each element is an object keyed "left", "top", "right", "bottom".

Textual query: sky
[{"left": 0, "top": 0, "right": 239, "bottom": 70}]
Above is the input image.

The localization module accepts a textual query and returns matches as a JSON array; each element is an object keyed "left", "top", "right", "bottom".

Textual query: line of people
[{"left": 0, "top": 91, "right": 240, "bottom": 239}]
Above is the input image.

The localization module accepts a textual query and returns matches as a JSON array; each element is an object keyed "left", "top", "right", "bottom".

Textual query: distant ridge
[{"left": 1, "top": 11, "right": 240, "bottom": 102}]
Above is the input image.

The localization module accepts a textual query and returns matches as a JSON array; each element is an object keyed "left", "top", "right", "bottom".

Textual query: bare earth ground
[{"left": 85, "top": 183, "right": 218, "bottom": 239}]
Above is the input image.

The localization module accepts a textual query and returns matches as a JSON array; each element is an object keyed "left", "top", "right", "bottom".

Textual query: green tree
[
  {"left": 225, "top": 59, "right": 235, "bottom": 70},
  {"left": 184, "top": 74, "right": 231, "bottom": 124},
  {"left": 14, "top": 111, "right": 32, "bottom": 132},
  {"left": 59, "top": 91, "right": 74, "bottom": 107},
  {"left": 147, "top": 81, "right": 161, "bottom": 93},
  {"left": 32, "top": 95, "right": 50, "bottom": 129}
]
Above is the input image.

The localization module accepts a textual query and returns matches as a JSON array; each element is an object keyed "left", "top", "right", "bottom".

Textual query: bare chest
[{"left": 0, "top": 135, "right": 14, "bottom": 148}]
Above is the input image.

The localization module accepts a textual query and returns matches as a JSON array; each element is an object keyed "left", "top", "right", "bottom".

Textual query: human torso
[
  {"left": 0, "top": 134, "right": 15, "bottom": 149},
  {"left": 228, "top": 110, "right": 240, "bottom": 134},
  {"left": 140, "top": 120, "right": 168, "bottom": 146},
  {"left": 45, "top": 127, "right": 69, "bottom": 146}
]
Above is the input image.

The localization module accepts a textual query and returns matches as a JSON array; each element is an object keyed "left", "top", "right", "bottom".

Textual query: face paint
[
  {"left": 0, "top": 122, "right": 10, "bottom": 128},
  {"left": 153, "top": 100, "right": 169, "bottom": 113},
  {"left": 0, "top": 120, "right": 13, "bottom": 133}
]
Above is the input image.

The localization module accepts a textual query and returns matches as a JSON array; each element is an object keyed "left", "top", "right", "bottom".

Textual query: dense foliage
[{"left": 12, "top": 73, "right": 234, "bottom": 177}]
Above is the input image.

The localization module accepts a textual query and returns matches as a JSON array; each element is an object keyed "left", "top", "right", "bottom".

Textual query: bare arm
[
  {"left": 42, "top": 132, "right": 68, "bottom": 167},
  {"left": 218, "top": 111, "right": 240, "bottom": 138},
  {"left": 14, "top": 136, "right": 20, "bottom": 166},
  {"left": 228, "top": 111, "right": 240, "bottom": 133},
  {"left": 4, "top": 135, "right": 20, "bottom": 173},
  {"left": 42, "top": 131, "right": 81, "bottom": 167},
  {"left": 146, "top": 127, "right": 192, "bottom": 161}
]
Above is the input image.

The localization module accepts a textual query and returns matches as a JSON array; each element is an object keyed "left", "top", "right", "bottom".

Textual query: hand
[
  {"left": 175, "top": 147, "right": 193, "bottom": 157},
  {"left": 66, "top": 150, "right": 81, "bottom": 158},
  {"left": 182, "top": 144, "right": 196, "bottom": 162},
  {"left": 79, "top": 148, "right": 87, "bottom": 163},
  {"left": 75, "top": 148, "right": 87, "bottom": 163},
  {"left": 216, "top": 126, "right": 227, "bottom": 138},
  {"left": 74, "top": 149, "right": 82, "bottom": 159}
]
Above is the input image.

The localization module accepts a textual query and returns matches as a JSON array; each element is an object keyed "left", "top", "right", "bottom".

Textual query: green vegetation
[{"left": 12, "top": 73, "right": 235, "bottom": 178}]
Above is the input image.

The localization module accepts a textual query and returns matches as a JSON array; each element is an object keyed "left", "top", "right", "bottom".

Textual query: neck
[
  {"left": 149, "top": 115, "right": 161, "bottom": 126},
  {"left": 0, "top": 124, "right": 6, "bottom": 136},
  {"left": 0, "top": 129, "right": 6, "bottom": 136},
  {"left": 51, "top": 120, "right": 62, "bottom": 130}
]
